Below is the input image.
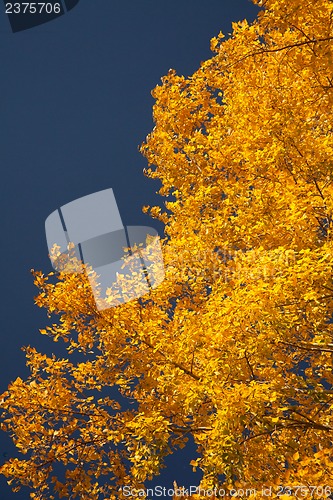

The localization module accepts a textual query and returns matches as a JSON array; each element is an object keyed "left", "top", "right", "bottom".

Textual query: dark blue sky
[{"left": 0, "top": 1, "right": 258, "bottom": 497}]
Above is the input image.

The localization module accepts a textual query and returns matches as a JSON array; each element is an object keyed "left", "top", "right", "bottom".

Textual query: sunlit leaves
[{"left": 3, "top": 0, "right": 333, "bottom": 498}]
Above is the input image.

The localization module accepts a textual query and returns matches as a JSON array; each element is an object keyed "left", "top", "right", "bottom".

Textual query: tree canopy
[{"left": 2, "top": 0, "right": 333, "bottom": 498}]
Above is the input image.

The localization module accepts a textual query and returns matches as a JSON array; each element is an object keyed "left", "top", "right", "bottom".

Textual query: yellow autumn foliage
[{"left": 2, "top": 0, "right": 333, "bottom": 498}]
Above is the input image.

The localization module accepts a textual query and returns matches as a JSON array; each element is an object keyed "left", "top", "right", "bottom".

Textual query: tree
[{"left": 2, "top": 0, "right": 333, "bottom": 498}]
